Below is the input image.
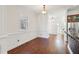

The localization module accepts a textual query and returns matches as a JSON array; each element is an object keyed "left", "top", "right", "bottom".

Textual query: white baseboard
[
  {"left": 68, "top": 44, "right": 73, "bottom": 54},
  {"left": 39, "top": 36, "right": 49, "bottom": 38}
]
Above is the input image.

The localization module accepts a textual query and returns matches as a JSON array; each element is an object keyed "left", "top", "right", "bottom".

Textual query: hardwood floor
[
  {"left": 8, "top": 34, "right": 69, "bottom": 54},
  {"left": 48, "top": 34, "right": 69, "bottom": 54}
]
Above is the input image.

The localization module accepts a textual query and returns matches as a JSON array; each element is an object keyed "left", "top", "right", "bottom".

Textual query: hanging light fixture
[{"left": 42, "top": 5, "right": 47, "bottom": 14}]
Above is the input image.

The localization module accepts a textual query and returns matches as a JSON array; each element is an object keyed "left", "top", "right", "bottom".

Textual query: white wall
[
  {"left": 0, "top": 6, "right": 7, "bottom": 35},
  {"left": 0, "top": 6, "right": 38, "bottom": 54},
  {"left": 37, "top": 8, "right": 67, "bottom": 38},
  {"left": 48, "top": 8, "right": 67, "bottom": 42},
  {"left": 67, "top": 6, "right": 79, "bottom": 15},
  {"left": 48, "top": 9, "right": 67, "bottom": 35},
  {"left": 37, "top": 13, "right": 49, "bottom": 38}
]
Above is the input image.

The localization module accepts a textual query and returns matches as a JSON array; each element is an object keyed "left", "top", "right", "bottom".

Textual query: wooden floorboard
[{"left": 8, "top": 34, "right": 69, "bottom": 54}]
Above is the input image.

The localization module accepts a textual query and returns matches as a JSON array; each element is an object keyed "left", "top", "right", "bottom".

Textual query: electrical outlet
[{"left": 17, "top": 40, "right": 19, "bottom": 42}]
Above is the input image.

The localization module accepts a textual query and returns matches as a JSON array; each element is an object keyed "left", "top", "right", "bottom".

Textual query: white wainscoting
[
  {"left": 37, "top": 31, "right": 49, "bottom": 38},
  {"left": 0, "top": 31, "right": 37, "bottom": 54}
]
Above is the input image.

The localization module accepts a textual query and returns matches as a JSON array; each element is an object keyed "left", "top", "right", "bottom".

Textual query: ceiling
[{"left": 25, "top": 5, "right": 77, "bottom": 14}]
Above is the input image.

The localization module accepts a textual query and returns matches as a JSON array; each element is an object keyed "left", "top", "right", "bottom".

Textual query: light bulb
[{"left": 42, "top": 10, "right": 46, "bottom": 14}]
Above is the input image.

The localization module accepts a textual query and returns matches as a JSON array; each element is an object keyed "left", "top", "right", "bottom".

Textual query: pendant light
[{"left": 42, "top": 5, "right": 47, "bottom": 14}]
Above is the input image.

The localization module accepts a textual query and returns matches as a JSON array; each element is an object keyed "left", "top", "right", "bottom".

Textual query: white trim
[
  {"left": 0, "top": 31, "right": 36, "bottom": 39},
  {"left": 0, "top": 32, "right": 26, "bottom": 39},
  {"left": 0, "top": 34, "right": 8, "bottom": 39},
  {"left": 68, "top": 44, "right": 73, "bottom": 54}
]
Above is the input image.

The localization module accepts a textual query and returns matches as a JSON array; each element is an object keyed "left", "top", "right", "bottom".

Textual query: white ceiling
[{"left": 25, "top": 5, "right": 77, "bottom": 14}]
